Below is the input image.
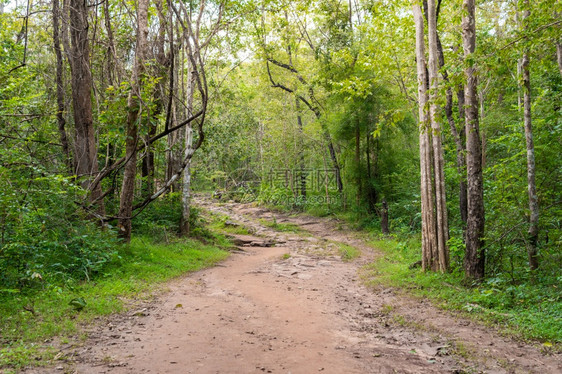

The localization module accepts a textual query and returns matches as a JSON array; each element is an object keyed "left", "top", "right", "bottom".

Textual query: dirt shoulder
[{"left": 26, "top": 198, "right": 562, "bottom": 374}]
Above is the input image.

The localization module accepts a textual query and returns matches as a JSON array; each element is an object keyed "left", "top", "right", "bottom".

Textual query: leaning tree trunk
[
  {"left": 412, "top": 1, "right": 438, "bottom": 271},
  {"left": 427, "top": 0, "right": 449, "bottom": 272},
  {"left": 521, "top": 1, "right": 539, "bottom": 271},
  {"left": 118, "top": 0, "right": 149, "bottom": 242},
  {"left": 68, "top": 0, "right": 105, "bottom": 215},
  {"left": 462, "top": 0, "right": 486, "bottom": 280}
]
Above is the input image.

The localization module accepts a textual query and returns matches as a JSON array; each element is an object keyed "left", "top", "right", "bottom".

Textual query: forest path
[{"left": 38, "top": 197, "right": 560, "bottom": 374}]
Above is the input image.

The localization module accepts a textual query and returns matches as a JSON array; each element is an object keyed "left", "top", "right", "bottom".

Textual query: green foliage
[
  {"left": 479, "top": 52, "right": 562, "bottom": 282},
  {"left": 133, "top": 193, "right": 183, "bottom": 239},
  {"left": 133, "top": 193, "right": 224, "bottom": 243},
  {"left": 0, "top": 172, "right": 119, "bottom": 289}
]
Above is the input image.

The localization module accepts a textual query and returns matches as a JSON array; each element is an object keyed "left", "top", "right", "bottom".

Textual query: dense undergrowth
[{"left": 0, "top": 194, "right": 230, "bottom": 371}]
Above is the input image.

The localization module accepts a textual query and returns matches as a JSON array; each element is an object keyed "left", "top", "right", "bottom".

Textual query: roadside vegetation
[
  {"left": 0, "top": 196, "right": 230, "bottom": 370},
  {"left": 364, "top": 234, "right": 562, "bottom": 345}
]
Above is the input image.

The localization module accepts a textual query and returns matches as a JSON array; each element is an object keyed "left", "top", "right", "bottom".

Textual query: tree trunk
[
  {"left": 457, "top": 87, "right": 468, "bottom": 224},
  {"left": 141, "top": 16, "right": 167, "bottom": 197},
  {"left": 434, "top": 30, "right": 467, "bottom": 227},
  {"left": 141, "top": 127, "right": 156, "bottom": 195},
  {"left": 286, "top": 36, "right": 307, "bottom": 202},
  {"left": 180, "top": 65, "right": 195, "bottom": 236},
  {"left": 326, "top": 133, "right": 343, "bottom": 193},
  {"left": 68, "top": 0, "right": 105, "bottom": 215},
  {"left": 355, "top": 123, "right": 361, "bottom": 206},
  {"left": 166, "top": 23, "right": 181, "bottom": 190},
  {"left": 118, "top": 0, "right": 149, "bottom": 242},
  {"left": 522, "top": 1, "right": 539, "bottom": 271},
  {"left": 365, "top": 131, "right": 377, "bottom": 214},
  {"left": 102, "top": 0, "right": 122, "bottom": 85},
  {"left": 295, "top": 99, "right": 306, "bottom": 200},
  {"left": 381, "top": 200, "right": 390, "bottom": 235},
  {"left": 462, "top": 0, "right": 486, "bottom": 280},
  {"left": 413, "top": 1, "right": 438, "bottom": 272},
  {"left": 427, "top": 0, "right": 449, "bottom": 272},
  {"left": 479, "top": 80, "right": 491, "bottom": 169},
  {"left": 166, "top": 107, "right": 181, "bottom": 189},
  {"left": 52, "top": 0, "right": 71, "bottom": 172}
]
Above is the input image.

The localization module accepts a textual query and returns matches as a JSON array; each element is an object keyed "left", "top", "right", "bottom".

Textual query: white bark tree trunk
[
  {"left": 427, "top": 0, "right": 449, "bottom": 272},
  {"left": 413, "top": 1, "right": 438, "bottom": 271},
  {"left": 180, "top": 63, "right": 195, "bottom": 236},
  {"left": 521, "top": 1, "right": 539, "bottom": 271}
]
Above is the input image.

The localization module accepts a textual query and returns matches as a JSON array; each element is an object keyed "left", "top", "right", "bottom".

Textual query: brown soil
[{"left": 24, "top": 198, "right": 561, "bottom": 374}]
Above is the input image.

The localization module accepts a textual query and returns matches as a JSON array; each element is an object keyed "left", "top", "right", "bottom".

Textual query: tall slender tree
[
  {"left": 412, "top": 0, "right": 449, "bottom": 272},
  {"left": 413, "top": 1, "right": 437, "bottom": 272},
  {"left": 521, "top": 0, "right": 539, "bottom": 271},
  {"left": 180, "top": 64, "right": 195, "bottom": 236},
  {"left": 431, "top": 16, "right": 467, "bottom": 226},
  {"left": 462, "top": 0, "right": 485, "bottom": 280},
  {"left": 427, "top": 0, "right": 449, "bottom": 272},
  {"left": 67, "top": 0, "right": 105, "bottom": 215},
  {"left": 52, "top": 0, "right": 70, "bottom": 172},
  {"left": 118, "top": 0, "right": 149, "bottom": 242}
]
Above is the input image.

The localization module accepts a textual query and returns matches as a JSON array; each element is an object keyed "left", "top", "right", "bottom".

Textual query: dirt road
[{"left": 32, "top": 198, "right": 561, "bottom": 373}]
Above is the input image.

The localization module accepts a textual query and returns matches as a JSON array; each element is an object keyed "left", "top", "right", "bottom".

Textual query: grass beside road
[
  {"left": 364, "top": 236, "right": 562, "bottom": 347},
  {"left": 0, "top": 236, "right": 229, "bottom": 371}
]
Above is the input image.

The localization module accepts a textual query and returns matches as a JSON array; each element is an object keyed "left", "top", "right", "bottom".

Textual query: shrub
[{"left": 0, "top": 172, "right": 118, "bottom": 290}]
